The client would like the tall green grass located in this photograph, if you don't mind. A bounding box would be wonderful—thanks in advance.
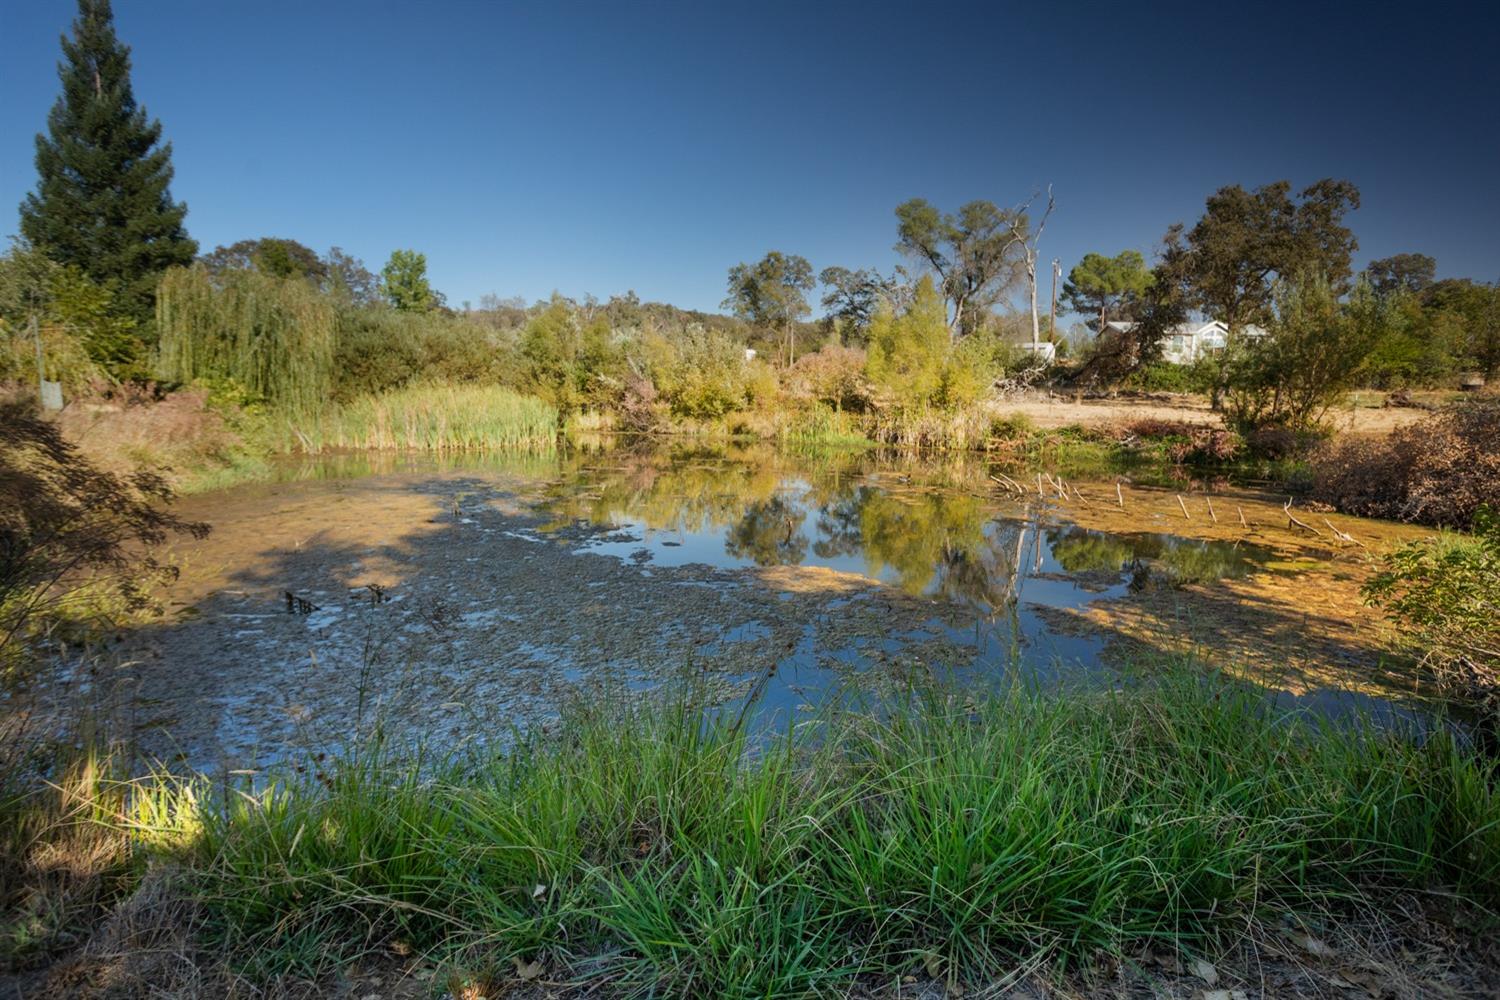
[170,674,1500,994]
[282,384,559,453]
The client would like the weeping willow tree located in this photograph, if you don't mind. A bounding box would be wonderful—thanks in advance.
[156,266,337,413]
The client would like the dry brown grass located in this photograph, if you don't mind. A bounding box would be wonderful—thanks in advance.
[55,387,242,482]
[1312,399,1500,528]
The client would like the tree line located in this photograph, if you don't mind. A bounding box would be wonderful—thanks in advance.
[4,0,1497,444]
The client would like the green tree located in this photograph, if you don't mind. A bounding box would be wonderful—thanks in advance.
[1366,253,1436,297]
[1169,178,1360,404]
[202,238,328,282]
[324,247,380,306]
[1061,250,1154,333]
[1223,274,1384,432]
[894,198,1026,338]
[381,249,439,312]
[1424,279,1500,377]
[723,251,814,367]
[819,265,908,344]
[18,0,196,327]
[865,275,950,410]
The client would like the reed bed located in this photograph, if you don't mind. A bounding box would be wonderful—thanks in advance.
[284,384,559,453]
[160,672,1500,995]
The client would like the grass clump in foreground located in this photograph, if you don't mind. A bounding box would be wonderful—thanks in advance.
[160,673,1500,996]
[282,383,559,453]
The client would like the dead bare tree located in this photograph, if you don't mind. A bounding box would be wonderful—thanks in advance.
[1008,186,1056,350]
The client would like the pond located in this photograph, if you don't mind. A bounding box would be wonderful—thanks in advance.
[81,443,1436,771]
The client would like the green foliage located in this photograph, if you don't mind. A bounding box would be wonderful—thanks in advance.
[894,198,1026,337]
[288,384,558,453]
[1364,507,1500,699]
[380,249,439,312]
[0,242,141,386]
[1173,179,1361,331]
[818,265,905,343]
[865,276,950,410]
[1223,275,1384,433]
[1061,250,1154,332]
[1424,279,1500,377]
[17,0,196,325]
[334,306,513,402]
[1365,253,1436,297]
[723,251,815,366]
[156,266,338,413]
[650,327,756,419]
[185,673,1500,993]
[1124,358,1215,394]
[201,238,328,283]
[520,296,620,413]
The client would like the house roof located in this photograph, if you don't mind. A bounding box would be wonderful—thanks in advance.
[1100,319,1270,338]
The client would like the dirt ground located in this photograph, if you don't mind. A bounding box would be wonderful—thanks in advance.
[998,391,1443,436]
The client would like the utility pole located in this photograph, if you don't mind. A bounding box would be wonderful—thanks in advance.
[1049,259,1061,345]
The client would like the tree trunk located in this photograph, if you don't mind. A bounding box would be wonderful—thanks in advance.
[1028,257,1040,349]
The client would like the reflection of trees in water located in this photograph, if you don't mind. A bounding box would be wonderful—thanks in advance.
[1049,529,1136,575]
[814,487,1029,610]
[812,486,874,559]
[725,497,808,566]
[933,522,1029,612]
[1047,526,1268,586]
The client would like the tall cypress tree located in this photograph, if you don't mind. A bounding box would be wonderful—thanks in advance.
[18,0,197,327]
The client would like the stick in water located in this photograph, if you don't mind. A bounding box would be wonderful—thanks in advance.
[1206,497,1218,524]
[1177,494,1191,519]
[1237,505,1247,528]
[1283,498,1323,536]
[1116,483,1124,508]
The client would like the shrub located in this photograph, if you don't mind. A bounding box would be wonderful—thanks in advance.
[650,327,753,419]
[1222,276,1384,434]
[1363,506,1500,704]
[865,276,949,412]
[1311,400,1500,527]
[785,344,868,411]
[1113,419,1242,464]
[335,307,513,402]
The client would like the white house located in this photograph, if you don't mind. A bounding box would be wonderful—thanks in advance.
[1101,320,1269,365]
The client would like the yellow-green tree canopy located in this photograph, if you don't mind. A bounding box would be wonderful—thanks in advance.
[865,275,950,410]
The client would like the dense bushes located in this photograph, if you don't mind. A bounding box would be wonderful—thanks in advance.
[1364,506,1500,703]
[334,307,513,402]
[1223,277,1383,434]
[1311,399,1500,527]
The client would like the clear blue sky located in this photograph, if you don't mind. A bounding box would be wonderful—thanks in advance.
[2,0,1497,318]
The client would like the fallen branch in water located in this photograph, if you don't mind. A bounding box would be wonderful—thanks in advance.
[1177,495,1192,520]
[1284,499,1323,536]
[1322,517,1366,549]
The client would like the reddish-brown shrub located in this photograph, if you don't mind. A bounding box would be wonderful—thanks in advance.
[1111,419,1242,465]
[1312,400,1500,528]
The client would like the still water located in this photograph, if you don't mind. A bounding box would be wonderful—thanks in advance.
[123,443,1428,768]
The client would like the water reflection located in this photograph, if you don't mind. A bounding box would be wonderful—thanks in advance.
[538,449,1274,619]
